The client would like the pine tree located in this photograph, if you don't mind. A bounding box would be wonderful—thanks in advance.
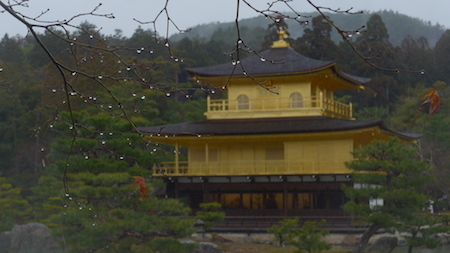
[343,138,433,253]
[35,110,194,253]
[0,177,32,231]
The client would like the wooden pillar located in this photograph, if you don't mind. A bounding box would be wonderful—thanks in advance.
[262,190,267,214]
[283,182,288,216]
[293,191,298,215]
[205,143,209,173]
[239,193,244,208]
[319,91,323,109]
[175,143,179,173]
[326,190,330,215]
[203,181,209,203]
[350,102,353,118]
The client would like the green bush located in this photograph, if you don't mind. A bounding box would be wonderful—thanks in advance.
[267,218,299,247]
[287,219,331,253]
[196,202,225,230]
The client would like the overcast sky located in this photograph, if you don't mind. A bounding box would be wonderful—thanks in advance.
[0,0,448,38]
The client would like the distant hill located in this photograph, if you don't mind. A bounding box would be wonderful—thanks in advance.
[170,10,445,48]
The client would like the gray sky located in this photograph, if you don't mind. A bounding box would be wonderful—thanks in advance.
[0,0,448,38]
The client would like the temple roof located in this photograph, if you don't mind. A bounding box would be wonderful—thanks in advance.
[186,47,371,84]
[138,116,420,140]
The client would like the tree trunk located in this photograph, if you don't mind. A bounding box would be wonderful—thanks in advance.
[352,223,381,253]
[407,245,413,253]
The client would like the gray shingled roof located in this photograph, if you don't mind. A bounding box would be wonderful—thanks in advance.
[186,47,370,84]
[138,116,420,139]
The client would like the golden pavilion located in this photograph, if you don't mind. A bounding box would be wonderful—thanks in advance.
[139,29,418,219]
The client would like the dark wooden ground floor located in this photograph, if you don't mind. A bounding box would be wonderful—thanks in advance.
[164,175,353,218]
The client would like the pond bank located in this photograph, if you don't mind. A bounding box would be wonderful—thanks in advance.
[193,231,450,248]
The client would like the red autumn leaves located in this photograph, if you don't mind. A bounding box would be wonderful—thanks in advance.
[418,88,440,115]
[131,176,148,200]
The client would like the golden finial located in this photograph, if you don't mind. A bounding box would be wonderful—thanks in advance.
[271,27,290,48]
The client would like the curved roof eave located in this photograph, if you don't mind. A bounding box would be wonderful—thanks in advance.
[188,62,335,79]
[186,47,334,77]
[186,47,371,89]
[138,117,419,141]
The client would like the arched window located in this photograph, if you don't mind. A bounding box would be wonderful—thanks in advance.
[290,92,303,108]
[237,94,249,110]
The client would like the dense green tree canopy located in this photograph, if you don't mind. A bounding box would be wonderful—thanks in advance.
[344,138,433,253]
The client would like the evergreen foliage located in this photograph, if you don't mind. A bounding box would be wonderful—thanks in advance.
[36,110,195,252]
[343,138,434,252]
[170,10,445,47]
[268,218,331,252]
[267,218,299,247]
[287,219,331,253]
[398,214,450,253]
[195,202,225,230]
[0,177,32,231]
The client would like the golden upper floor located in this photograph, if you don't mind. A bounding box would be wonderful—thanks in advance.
[187,46,370,120]
[205,87,353,120]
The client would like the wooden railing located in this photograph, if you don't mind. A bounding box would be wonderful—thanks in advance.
[207,94,352,118]
[152,160,350,176]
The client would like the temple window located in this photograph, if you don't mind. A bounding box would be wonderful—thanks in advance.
[237,94,249,110]
[290,92,303,108]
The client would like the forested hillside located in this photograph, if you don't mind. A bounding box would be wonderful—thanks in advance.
[1,10,450,251]
[170,10,445,48]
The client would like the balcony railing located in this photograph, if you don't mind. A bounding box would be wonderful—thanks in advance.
[152,159,350,176]
[206,94,352,119]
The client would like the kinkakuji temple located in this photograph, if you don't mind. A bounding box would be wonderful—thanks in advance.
[139,28,419,224]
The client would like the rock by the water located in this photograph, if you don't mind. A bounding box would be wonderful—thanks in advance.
[5,223,63,253]
[196,242,223,253]
[211,234,232,243]
[366,236,398,253]
[181,240,224,253]
[0,231,11,253]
